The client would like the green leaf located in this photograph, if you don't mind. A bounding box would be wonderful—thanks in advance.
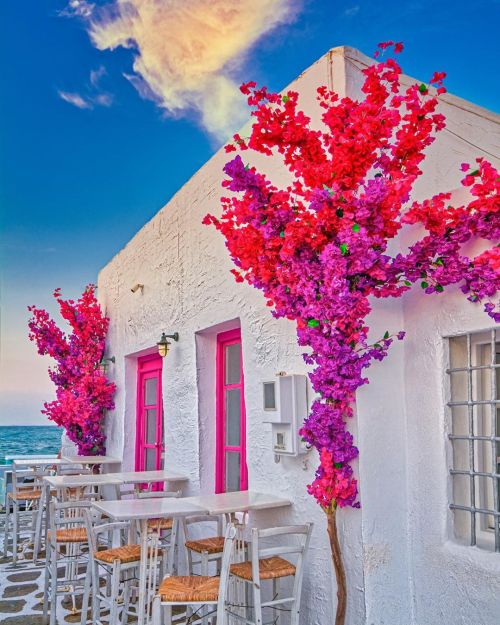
[374,343,382,349]
[340,243,348,255]
[282,95,289,103]
[435,284,444,292]
[421,281,429,289]
[307,319,320,328]
[418,83,428,93]
[349,340,356,348]
[280,230,285,238]
[404,280,412,286]
[435,258,444,266]
[383,331,390,339]
[336,209,344,218]
[352,223,360,233]
[334,463,343,469]
[244,163,250,171]
[261,218,267,225]
[374,173,383,178]
[470,169,480,176]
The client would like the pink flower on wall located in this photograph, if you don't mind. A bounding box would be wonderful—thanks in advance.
[204,43,499,624]
[28,285,116,455]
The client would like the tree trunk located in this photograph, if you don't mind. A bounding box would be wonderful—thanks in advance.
[327,505,347,625]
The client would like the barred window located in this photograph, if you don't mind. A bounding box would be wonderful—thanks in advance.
[447,329,499,552]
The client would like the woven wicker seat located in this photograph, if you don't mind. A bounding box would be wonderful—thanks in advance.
[94,544,160,564]
[185,536,225,554]
[159,575,220,602]
[230,556,296,581]
[8,489,41,501]
[48,527,87,543]
[148,517,173,531]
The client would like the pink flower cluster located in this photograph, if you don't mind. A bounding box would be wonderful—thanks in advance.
[204,43,500,511]
[28,285,116,455]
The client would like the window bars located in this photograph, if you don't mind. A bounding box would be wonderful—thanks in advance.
[447,328,500,552]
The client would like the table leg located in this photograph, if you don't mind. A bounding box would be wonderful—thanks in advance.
[137,519,148,625]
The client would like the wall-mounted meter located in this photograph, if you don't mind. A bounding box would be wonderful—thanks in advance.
[263,374,309,457]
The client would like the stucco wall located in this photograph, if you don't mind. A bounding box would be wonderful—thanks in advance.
[98,47,500,624]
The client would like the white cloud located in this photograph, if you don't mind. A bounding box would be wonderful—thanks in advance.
[58,66,113,109]
[82,0,298,139]
[59,0,95,18]
[58,90,93,109]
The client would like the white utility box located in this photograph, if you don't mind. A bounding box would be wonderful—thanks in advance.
[263,374,309,456]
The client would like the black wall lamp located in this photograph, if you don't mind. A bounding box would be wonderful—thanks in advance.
[157,332,179,358]
[98,356,115,373]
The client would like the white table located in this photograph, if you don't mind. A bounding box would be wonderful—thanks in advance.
[92,497,208,625]
[184,491,292,515]
[62,454,122,468]
[112,469,189,485]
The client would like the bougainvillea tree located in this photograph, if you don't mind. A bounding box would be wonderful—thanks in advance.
[204,43,500,624]
[28,285,115,455]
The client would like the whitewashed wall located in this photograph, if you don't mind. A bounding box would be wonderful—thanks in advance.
[98,47,500,624]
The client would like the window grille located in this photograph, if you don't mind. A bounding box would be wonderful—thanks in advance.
[447,328,499,552]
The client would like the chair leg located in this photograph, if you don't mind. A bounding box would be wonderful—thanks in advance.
[49,546,58,625]
[43,542,51,624]
[80,559,91,625]
[252,580,263,625]
[152,595,161,625]
[108,562,121,625]
[3,497,10,557]
[272,578,280,625]
[121,579,131,625]
[91,561,100,623]
[164,604,173,625]
[201,553,209,625]
[12,502,18,563]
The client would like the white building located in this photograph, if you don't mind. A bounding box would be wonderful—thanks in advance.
[98,47,500,625]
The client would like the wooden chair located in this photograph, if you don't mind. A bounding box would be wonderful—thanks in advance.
[152,523,237,625]
[43,500,90,625]
[4,466,46,563]
[81,510,165,625]
[182,514,225,577]
[228,523,313,625]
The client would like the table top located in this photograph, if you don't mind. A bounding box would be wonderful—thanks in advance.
[112,469,189,483]
[62,455,122,465]
[13,458,66,467]
[92,497,208,520]
[183,491,292,515]
[44,474,123,488]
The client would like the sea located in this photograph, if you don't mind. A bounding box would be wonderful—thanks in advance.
[0,425,62,464]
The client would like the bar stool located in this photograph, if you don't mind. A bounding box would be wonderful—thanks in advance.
[82,511,165,625]
[152,524,237,625]
[228,523,313,625]
[43,500,90,625]
[4,467,46,562]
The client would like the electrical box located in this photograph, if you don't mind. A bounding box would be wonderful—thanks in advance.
[263,374,309,456]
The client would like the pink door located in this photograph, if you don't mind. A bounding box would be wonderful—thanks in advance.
[216,329,248,493]
[136,354,164,483]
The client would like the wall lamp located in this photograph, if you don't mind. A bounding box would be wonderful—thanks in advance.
[157,332,179,358]
[98,356,115,373]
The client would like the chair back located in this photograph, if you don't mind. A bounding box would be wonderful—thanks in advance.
[84,509,130,556]
[12,467,46,496]
[182,513,223,541]
[250,523,313,597]
[216,524,238,623]
[48,500,91,546]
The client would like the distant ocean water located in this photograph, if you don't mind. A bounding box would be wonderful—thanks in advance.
[0,425,62,464]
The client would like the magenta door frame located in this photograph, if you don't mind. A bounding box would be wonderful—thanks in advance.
[135,354,164,484]
[215,328,248,493]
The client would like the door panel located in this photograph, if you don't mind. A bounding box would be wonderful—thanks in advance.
[136,354,164,489]
[216,329,248,493]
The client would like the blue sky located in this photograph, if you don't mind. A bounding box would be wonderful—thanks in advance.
[0,0,499,425]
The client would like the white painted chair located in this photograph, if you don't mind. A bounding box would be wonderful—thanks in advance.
[81,510,165,625]
[228,523,313,625]
[43,500,90,625]
[4,466,46,563]
[182,514,225,577]
[152,523,237,625]
[135,489,182,575]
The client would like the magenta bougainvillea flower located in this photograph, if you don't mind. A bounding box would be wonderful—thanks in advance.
[204,43,500,514]
[28,285,115,455]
